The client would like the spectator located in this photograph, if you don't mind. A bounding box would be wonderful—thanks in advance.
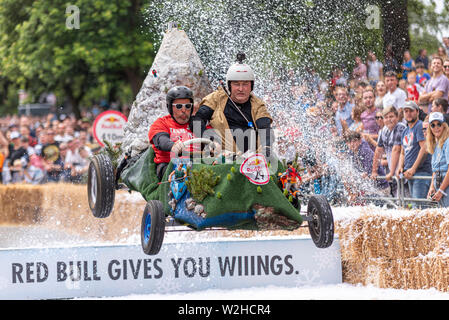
[334,86,354,135]
[384,48,400,74]
[352,56,367,84]
[415,49,429,71]
[443,37,449,54]
[23,155,45,184]
[41,129,63,182]
[54,122,66,143]
[77,130,93,156]
[406,71,420,102]
[401,50,415,80]
[372,106,406,196]
[367,51,383,86]
[0,130,9,184]
[19,125,37,147]
[374,80,387,110]
[423,116,429,139]
[431,98,449,125]
[426,112,449,206]
[331,67,348,88]
[361,88,380,145]
[437,47,448,61]
[59,142,72,182]
[398,79,407,93]
[344,131,390,195]
[9,159,27,183]
[348,105,364,133]
[444,59,449,79]
[6,132,29,182]
[415,62,431,92]
[65,137,90,183]
[418,56,449,113]
[398,101,432,204]
[71,147,90,183]
[383,71,407,113]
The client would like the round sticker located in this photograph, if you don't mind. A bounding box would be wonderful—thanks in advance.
[239,154,270,185]
[92,111,128,147]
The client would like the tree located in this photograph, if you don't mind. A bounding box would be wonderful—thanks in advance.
[0,0,155,118]
[408,0,448,58]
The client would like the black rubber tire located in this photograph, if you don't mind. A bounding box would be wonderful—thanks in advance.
[87,154,115,218]
[141,200,165,255]
[307,195,334,248]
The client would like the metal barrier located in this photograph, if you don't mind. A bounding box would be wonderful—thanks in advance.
[362,175,440,208]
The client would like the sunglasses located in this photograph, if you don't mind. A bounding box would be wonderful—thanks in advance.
[173,103,193,110]
[431,122,442,128]
[444,65,449,69]
[375,116,383,120]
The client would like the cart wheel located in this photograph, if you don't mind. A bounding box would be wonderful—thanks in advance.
[141,200,165,255]
[87,154,115,218]
[307,195,334,248]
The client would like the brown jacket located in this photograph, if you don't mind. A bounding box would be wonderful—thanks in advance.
[200,87,272,153]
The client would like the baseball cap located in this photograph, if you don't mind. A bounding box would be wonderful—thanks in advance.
[403,101,419,111]
[10,131,21,140]
[429,112,444,124]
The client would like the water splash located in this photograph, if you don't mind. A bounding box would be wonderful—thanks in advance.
[143,0,384,202]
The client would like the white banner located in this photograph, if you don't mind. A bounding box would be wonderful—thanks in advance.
[0,236,341,299]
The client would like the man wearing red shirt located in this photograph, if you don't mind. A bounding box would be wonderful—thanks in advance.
[148,86,196,180]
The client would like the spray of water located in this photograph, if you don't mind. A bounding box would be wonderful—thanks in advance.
[143,0,384,203]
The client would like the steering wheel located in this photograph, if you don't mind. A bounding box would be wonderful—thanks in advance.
[180,138,220,158]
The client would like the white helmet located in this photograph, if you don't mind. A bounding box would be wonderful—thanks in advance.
[226,53,255,91]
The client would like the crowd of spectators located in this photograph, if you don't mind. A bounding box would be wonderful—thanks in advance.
[273,44,449,208]
[0,112,100,184]
[3,42,449,208]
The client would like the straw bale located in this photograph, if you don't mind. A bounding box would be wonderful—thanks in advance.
[0,184,42,224]
[38,184,145,242]
[0,184,146,242]
[335,218,364,262]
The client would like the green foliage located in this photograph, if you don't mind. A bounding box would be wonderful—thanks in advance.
[185,167,221,202]
[408,0,447,58]
[0,0,155,115]
[100,139,122,168]
[257,186,262,194]
[0,79,20,116]
[216,191,222,199]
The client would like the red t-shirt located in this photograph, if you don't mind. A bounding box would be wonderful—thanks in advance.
[407,84,419,102]
[148,115,196,164]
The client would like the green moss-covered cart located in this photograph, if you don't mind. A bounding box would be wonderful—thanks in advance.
[87,139,334,255]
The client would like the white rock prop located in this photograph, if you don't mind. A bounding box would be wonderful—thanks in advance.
[122,27,213,157]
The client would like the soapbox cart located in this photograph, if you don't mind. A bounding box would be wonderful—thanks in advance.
[87,138,334,255]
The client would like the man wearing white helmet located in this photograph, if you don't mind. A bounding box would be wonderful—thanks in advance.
[192,53,273,156]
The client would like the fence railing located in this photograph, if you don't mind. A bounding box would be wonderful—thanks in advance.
[362,175,440,208]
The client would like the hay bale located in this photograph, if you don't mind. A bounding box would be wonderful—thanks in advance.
[38,184,145,242]
[0,184,42,224]
[0,183,146,242]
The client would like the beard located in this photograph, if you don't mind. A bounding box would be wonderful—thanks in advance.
[406,116,418,124]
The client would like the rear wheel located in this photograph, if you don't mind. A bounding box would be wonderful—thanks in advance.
[87,154,115,218]
[307,195,334,248]
[141,200,165,255]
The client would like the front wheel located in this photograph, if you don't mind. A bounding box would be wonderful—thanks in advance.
[307,195,334,248]
[87,154,115,218]
[141,200,165,255]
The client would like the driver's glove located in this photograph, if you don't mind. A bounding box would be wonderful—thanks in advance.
[171,141,184,156]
